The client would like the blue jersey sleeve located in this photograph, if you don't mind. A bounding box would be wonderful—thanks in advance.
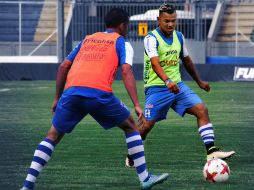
[116,37,126,65]
[66,41,82,62]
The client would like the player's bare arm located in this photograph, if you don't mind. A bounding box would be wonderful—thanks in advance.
[121,63,143,120]
[52,59,73,112]
[182,56,210,92]
[150,56,179,94]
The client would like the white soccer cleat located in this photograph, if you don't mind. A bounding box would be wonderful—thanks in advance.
[207,146,235,161]
[20,187,31,190]
[140,173,169,190]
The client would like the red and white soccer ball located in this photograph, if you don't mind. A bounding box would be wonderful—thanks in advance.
[203,158,230,182]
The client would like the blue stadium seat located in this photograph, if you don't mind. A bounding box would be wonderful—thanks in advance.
[0,2,43,42]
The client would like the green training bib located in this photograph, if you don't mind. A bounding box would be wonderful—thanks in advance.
[144,30,182,88]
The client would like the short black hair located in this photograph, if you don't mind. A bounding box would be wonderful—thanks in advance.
[159,3,176,14]
[104,8,129,28]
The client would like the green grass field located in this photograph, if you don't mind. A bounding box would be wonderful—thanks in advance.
[0,81,254,190]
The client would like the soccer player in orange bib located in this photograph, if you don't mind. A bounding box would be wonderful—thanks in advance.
[20,8,168,190]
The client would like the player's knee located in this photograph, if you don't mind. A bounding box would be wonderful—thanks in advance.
[46,126,64,144]
[197,104,209,117]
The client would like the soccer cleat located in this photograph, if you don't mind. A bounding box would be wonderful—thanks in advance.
[125,154,134,168]
[140,173,169,190]
[20,187,31,190]
[207,146,235,161]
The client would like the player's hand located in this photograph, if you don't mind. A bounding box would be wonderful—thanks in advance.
[51,99,58,113]
[134,105,144,121]
[166,81,180,94]
[198,81,210,92]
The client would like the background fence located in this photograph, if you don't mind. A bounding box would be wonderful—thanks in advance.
[70,0,214,42]
[0,0,253,61]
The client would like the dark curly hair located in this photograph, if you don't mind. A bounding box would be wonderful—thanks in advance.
[159,3,176,15]
[104,8,129,28]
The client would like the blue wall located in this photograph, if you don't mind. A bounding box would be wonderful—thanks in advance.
[0,63,253,81]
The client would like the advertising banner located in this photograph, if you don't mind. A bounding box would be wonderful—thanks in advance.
[234,67,254,81]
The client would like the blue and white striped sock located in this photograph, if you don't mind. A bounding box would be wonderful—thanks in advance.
[126,131,150,182]
[23,138,55,190]
[198,123,215,145]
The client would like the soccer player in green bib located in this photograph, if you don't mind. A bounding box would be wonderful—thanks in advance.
[126,3,235,167]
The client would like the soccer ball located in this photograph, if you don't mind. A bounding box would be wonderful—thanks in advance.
[203,158,230,182]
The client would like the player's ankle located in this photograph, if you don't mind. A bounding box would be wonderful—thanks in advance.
[205,143,215,153]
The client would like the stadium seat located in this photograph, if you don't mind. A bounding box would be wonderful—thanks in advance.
[217,3,254,42]
[0,3,43,42]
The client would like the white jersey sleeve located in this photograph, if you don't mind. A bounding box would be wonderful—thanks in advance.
[181,34,189,58]
[124,41,134,66]
[144,32,189,58]
[144,34,158,58]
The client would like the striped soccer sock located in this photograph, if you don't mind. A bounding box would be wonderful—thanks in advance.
[198,123,215,151]
[23,138,55,190]
[126,131,150,182]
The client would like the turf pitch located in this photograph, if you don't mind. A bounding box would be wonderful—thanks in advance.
[0,81,254,190]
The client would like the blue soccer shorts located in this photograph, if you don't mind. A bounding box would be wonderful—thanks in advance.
[144,81,203,121]
[52,93,130,133]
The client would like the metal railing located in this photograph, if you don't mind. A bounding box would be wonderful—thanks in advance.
[0,0,253,59]
[70,0,215,42]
